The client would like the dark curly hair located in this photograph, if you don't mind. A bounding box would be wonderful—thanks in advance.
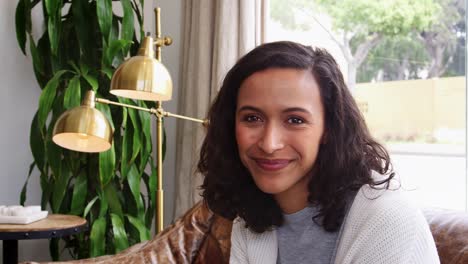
[199,41,394,233]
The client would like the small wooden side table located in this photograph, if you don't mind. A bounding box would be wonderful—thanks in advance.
[0,214,87,264]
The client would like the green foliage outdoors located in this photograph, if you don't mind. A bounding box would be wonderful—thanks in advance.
[15,0,160,259]
[356,0,465,81]
[271,0,438,38]
[315,0,438,37]
[356,34,430,82]
[270,0,316,31]
[270,0,442,88]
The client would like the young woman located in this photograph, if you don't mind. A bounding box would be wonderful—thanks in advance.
[199,41,439,263]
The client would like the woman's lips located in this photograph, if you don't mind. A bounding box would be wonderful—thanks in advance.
[254,159,291,171]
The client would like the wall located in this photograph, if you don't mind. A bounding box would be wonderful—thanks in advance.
[0,1,47,261]
[0,0,183,261]
[355,77,465,144]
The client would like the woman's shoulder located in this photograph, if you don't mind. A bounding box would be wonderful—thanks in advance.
[344,181,435,249]
[351,182,421,222]
[232,217,248,240]
[231,217,278,252]
[230,217,278,263]
[232,217,276,240]
[335,182,439,263]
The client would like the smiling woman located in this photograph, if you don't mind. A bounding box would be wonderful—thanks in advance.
[199,41,440,264]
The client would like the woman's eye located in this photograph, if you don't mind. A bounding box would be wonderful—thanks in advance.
[287,117,304,124]
[244,115,262,122]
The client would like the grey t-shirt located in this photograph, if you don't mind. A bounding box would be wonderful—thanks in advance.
[276,206,340,264]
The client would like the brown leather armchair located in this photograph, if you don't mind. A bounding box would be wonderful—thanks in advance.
[26,202,468,264]
[424,209,468,263]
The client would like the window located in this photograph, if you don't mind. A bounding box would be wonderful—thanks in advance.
[268,0,467,210]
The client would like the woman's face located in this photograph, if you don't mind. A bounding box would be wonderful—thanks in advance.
[235,68,325,211]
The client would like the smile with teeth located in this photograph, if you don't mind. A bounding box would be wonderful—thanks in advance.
[253,158,291,171]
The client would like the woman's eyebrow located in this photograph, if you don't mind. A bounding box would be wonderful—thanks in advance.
[237,106,312,115]
[282,107,312,114]
[237,105,261,113]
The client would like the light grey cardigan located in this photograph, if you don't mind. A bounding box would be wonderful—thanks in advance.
[230,184,440,264]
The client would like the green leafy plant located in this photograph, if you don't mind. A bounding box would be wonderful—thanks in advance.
[15,0,160,259]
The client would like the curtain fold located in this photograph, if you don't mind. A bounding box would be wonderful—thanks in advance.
[173,0,267,219]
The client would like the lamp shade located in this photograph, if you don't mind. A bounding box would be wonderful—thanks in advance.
[52,92,113,153]
[110,36,173,101]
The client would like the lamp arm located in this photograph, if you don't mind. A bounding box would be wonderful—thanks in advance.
[163,111,206,125]
[96,97,208,125]
[96,98,154,114]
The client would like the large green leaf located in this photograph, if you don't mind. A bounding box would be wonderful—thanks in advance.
[45,0,63,56]
[79,62,89,76]
[143,165,156,227]
[118,98,130,178]
[44,0,61,15]
[138,102,152,147]
[71,0,92,59]
[38,70,67,129]
[48,15,60,56]
[90,217,107,257]
[68,61,80,73]
[127,105,142,163]
[110,14,120,43]
[127,164,144,218]
[99,144,116,186]
[83,73,98,92]
[70,170,88,215]
[162,126,167,161]
[104,183,123,218]
[51,162,71,213]
[137,102,152,172]
[20,162,36,205]
[97,103,116,186]
[120,101,128,128]
[15,0,29,55]
[98,191,109,218]
[83,196,99,218]
[96,0,113,43]
[63,76,81,109]
[126,214,150,241]
[101,66,114,80]
[30,112,46,173]
[131,0,144,40]
[40,171,52,209]
[120,0,134,44]
[120,123,133,178]
[46,134,62,182]
[105,39,132,67]
[110,214,129,252]
[34,33,52,88]
[29,33,45,77]
[117,99,142,174]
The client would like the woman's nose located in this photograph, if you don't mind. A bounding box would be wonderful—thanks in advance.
[257,124,285,154]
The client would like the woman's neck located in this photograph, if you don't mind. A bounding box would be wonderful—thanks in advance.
[274,179,310,214]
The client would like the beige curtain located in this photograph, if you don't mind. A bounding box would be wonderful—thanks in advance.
[173,0,268,219]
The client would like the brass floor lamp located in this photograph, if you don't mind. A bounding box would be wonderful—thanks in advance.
[52,8,205,233]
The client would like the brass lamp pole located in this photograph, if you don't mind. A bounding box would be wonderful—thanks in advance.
[52,8,205,234]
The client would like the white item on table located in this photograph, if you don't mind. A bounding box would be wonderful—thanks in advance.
[0,205,48,224]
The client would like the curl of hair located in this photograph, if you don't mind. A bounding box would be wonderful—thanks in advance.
[199,41,394,233]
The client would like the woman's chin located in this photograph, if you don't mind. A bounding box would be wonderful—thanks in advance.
[255,180,286,195]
